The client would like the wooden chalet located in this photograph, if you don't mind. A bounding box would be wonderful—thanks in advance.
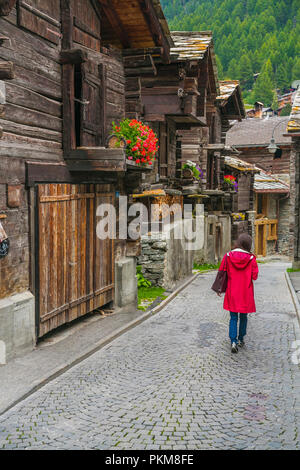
[227,116,294,258]
[223,155,257,243]
[223,155,291,257]
[125,32,246,270]
[0,0,172,359]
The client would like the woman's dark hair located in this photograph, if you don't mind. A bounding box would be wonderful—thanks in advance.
[235,232,253,253]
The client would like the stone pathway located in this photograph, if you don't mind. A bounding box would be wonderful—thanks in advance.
[0,263,299,450]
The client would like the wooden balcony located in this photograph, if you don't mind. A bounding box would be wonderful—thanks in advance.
[64,147,153,172]
[64,147,126,172]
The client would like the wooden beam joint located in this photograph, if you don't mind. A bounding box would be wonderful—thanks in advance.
[60,49,88,65]
[0,61,15,80]
[0,0,16,16]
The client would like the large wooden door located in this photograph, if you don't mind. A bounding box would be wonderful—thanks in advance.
[37,183,114,337]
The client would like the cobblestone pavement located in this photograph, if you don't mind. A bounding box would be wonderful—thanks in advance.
[0,263,300,450]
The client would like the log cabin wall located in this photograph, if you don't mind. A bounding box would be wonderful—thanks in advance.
[0,1,132,303]
[233,146,291,176]
[0,1,64,299]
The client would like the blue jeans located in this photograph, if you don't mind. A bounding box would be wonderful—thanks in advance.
[229,312,248,344]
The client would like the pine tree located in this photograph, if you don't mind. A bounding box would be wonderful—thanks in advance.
[280,103,292,116]
[238,54,254,89]
[162,0,297,94]
[252,59,275,106]
[292,58,300,82]
[275,63,288,91]
[227,59,239,80]
[271,91,279,112]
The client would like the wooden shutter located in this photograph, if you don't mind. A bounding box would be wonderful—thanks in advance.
[79,61,105,147]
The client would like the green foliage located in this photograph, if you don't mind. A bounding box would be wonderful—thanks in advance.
[138,287,167,311]
[252,59,275,105]
[271,91,279,111]
[193,263,220,271]
[280,103,292,116]
[161,0,299,96]
[137,265,152,288]
[287,268,300,272]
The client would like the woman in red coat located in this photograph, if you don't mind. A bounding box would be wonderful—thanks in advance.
[218,233,259,353]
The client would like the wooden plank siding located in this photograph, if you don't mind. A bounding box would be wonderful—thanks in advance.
[37,183,114,337]
[0,1,127,305]
[234,147,291,175]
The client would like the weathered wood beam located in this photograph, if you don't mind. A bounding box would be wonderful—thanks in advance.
[97,0,131,48]
[137,0,170,63]
[0,61,15,80]
[124,54,157,76]
[122,47,164,58]
[125,66,157,77]
[60,49,88,65]
[0,0,16,16]
[61,0,73,50]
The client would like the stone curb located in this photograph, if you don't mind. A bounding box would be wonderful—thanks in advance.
[285,272,300,339]
[0,271,202,416]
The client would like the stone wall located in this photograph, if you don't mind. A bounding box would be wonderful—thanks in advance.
[194,213,231,265]
[278,195,293,257]
[138,216,204,291]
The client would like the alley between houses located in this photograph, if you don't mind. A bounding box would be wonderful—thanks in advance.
[0,262,299,450]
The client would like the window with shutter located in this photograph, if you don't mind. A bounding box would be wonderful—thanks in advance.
[64,60,106,151]
[79,61,103,147]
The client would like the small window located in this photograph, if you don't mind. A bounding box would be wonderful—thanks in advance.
[209,223,214,235]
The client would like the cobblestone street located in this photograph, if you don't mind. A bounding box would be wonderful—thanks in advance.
[0,263,300,450]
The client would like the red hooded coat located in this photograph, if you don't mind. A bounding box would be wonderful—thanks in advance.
[219,249,259,314]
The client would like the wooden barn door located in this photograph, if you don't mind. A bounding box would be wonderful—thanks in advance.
[36,183,114,337]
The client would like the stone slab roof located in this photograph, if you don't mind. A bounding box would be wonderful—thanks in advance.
[170,31,212,61]
[217,80,240,104]
[226,117,292,147]
[224,155,289,193]
[170,31,219,93]
[224,155,257,172]
[254,171,290,193]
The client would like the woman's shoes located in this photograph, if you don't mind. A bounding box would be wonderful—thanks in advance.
[237,340,245,348]
[231,342,238,353]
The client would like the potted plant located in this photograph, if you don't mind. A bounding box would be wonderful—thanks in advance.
[223,174,238,192]
[110,119,159,166]
[181,160,203,187]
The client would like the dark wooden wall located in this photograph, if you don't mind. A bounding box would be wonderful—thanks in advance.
[0,1,128,300]
[235,146,291,174]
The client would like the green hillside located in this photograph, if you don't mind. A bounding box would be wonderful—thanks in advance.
[161,0,300,105]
